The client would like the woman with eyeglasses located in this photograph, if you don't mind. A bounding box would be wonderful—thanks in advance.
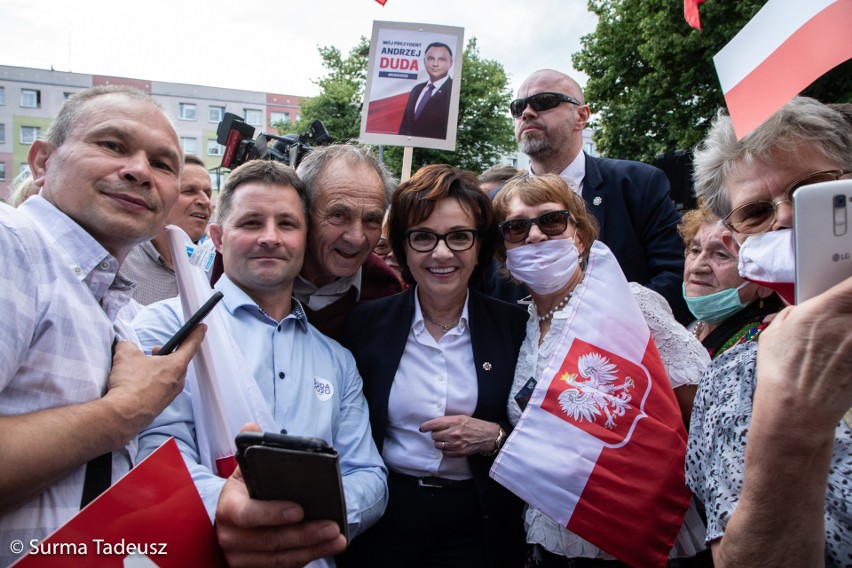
[340,164,527,567]
[492,173,711,567]
[685,98,852,568]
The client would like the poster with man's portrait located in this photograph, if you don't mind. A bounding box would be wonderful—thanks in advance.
[359,21,464,151]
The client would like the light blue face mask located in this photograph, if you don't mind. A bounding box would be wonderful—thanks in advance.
[682,281,749,323]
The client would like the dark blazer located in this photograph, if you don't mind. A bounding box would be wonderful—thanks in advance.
[398,77,453,140]
[581,153,689,322]
[342,286,527,568]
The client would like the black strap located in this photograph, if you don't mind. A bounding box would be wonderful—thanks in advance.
[80,452,112,508]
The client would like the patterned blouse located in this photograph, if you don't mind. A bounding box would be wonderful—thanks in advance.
[686,342,852,567]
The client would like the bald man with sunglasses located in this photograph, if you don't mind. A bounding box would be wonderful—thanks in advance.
[501,69,688,322]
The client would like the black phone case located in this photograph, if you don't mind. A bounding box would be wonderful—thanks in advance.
[235,433,348,541]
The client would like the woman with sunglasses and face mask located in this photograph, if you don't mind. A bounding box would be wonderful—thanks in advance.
[493,173,711,567]
[679,204,781,360]
[341,165,527,567]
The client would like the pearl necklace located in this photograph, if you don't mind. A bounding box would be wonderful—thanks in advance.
[534,294,572,322]
[423,311,460,333]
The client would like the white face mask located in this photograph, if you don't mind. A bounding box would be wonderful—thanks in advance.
[737,228,795,304]
[505,238,580,295]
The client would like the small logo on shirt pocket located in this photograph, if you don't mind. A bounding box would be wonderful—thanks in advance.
[313,377,334,401]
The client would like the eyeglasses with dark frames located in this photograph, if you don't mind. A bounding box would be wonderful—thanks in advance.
[373,238,392,257]
[723,170,851,235]
[498,210,573,243]
[405,229,479,253]
[509,92,582,118]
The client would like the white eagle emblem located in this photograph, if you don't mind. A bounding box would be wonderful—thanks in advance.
[557,352,634,429]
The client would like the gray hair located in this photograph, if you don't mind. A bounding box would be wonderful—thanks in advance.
[693,96,852,219]
[46,85,167,148]
[216,160,306,225]
[296,144,396,212]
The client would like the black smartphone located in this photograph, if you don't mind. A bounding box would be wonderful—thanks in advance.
[157,291,224,355]
[514,377,537,412]
[235,432,348,540]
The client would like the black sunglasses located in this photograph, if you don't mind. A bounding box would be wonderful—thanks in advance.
[510,92,582,118]
[498,210,572,243]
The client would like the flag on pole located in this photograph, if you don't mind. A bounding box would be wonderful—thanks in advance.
[714,0,852,139]
[490,242,691,568]
[684,0,705,30]
[375,0,387,5]
[166,226,275,477]
[14,439,227,567]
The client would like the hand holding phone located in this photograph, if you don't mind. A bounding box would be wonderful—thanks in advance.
[235,432,348,541]
[157,291,224,355]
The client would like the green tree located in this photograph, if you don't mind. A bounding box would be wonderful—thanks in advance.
[573,0,851,163]
[284,37,516,178]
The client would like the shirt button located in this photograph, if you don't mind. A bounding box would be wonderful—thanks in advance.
[73,267,82,274]
[277,325,282,332]
[100,261,110,270]
[437,376,445,382]
[278,371,285,380]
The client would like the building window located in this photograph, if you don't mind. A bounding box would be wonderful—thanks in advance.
[0,124,5,145]
[20,89,41,108]
[179,103,197,121]
[0,86,5,105]
[63,92,75,100]
[244,109,263,126]
[207,139,224,156]
[209,106,225,123]
[20,126,41,145]
[270,112,291,127]
[180,137,197,156]
[0,163,5,180]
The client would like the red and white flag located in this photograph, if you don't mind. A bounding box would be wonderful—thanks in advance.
[490,242,691,568]
[684,0,705,30]
[714,0,852,139]
[167,226,275,477]
[14,439,226,567]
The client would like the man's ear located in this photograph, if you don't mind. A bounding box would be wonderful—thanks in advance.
[575,105,591,131]
[208,223,224,253]
[28,140,55,188]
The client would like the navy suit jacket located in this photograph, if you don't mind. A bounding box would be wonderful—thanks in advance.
[342,287,526,567]
[398,77,453,140]
[581,153,688,322]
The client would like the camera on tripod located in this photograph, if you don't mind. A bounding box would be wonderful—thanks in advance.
[216,112,333,170]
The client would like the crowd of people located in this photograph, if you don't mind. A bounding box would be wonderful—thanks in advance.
[1,69,850,568]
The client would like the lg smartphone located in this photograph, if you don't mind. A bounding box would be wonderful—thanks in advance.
[234,432,348,541]
[794,179,852,303]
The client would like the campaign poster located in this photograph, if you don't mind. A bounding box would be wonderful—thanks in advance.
[359,21,464,151]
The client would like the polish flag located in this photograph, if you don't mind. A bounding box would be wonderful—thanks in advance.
[684,0,705,30]
[14,439,227,567]
[166,226,275,477]
[490,242,691,568]
[714,0,852,139]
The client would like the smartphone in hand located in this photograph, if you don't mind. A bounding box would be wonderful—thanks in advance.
[794,179,852,303]
[157,291,224,355]
[235,432,348,540]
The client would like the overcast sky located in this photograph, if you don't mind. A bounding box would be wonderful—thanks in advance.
[0,0,598,98]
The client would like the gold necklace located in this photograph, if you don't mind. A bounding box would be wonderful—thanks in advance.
[423,311,460,333]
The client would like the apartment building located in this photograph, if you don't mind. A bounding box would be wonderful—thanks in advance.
[0,64,304,200]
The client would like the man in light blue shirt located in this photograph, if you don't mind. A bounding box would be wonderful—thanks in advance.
[134,159,387,566]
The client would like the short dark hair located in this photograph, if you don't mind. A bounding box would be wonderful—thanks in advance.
[389,164,494,286]
[184,154,206,169]
[424,42,453,58]
[216,160,306,226]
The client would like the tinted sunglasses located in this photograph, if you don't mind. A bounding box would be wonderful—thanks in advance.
[510,92,582,118]
[498,210,572,243]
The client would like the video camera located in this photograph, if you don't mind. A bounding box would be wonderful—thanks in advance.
[216,112,333,170]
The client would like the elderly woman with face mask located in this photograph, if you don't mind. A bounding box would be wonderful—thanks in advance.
[679,205,781,359]
[492,173,710,567]
[686,97,852,567]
